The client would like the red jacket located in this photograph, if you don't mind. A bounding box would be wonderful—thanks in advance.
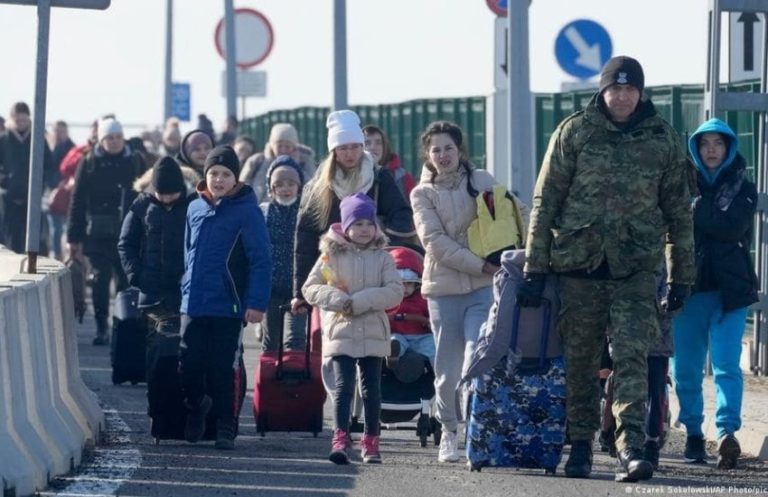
[387,291,430,335]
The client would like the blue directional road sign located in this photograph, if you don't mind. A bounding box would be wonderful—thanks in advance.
[171,82,191,122]
[554,19,612,80]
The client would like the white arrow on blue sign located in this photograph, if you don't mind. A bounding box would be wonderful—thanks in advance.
[554,19,612,80]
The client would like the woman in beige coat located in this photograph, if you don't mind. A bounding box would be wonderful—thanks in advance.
[303,193,403,465]
[410,121,529,464]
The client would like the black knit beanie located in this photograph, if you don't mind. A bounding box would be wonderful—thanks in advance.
[204,145,240,177]
[151,156,185,194]
[599,56,644,95]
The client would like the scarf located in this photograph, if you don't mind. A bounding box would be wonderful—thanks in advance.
[331,152,376,199]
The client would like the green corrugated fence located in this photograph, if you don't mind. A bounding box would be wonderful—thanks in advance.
[240,80,762,179]
[240,97,487,176]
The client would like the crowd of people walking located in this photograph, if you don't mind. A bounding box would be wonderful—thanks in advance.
[0,55,757,479]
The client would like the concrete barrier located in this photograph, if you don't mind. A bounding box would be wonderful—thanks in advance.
[0,248,103,496]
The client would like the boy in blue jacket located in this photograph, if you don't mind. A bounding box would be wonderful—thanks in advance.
[180,145,272,450]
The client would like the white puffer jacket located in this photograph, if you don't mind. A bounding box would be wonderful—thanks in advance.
[410,166,530,298]
[302,224,403,358]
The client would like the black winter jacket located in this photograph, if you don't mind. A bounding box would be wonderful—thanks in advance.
[66,146,146,252]
[293,166,415,299]
[118,192,192,310]
[0,130,54,204]
[693,154,759,312]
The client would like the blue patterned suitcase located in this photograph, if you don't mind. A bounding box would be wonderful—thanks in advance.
[466,303,567,474]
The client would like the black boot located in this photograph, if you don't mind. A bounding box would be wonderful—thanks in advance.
[215,417,236,450]
[644,440,660,470]
[717,434,740,470]
[93,315,110,346]
[564,440,593,478]
[616,447,654,482]
[184,395,212,443]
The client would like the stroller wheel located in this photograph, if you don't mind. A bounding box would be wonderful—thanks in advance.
[431,418,442,446]
[544,467,556,476]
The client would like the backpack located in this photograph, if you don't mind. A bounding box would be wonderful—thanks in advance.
[467,184,526,266]
[462,249,561,381]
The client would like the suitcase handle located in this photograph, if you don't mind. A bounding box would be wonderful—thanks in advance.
[510,298,552,370]
[276,303,313,381]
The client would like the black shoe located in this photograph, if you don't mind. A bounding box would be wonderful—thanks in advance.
[564,440,593,478]
[215,418,236,450]
[644,440,660,470]
[184,395,212,443]
[717,434,740,470]
[617,447,654,482]
[684,434,708,464]
[386,340,401,369]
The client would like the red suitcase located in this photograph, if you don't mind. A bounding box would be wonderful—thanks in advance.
[253,305,326,436]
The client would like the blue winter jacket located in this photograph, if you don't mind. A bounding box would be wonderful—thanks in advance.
[181,183,272,318]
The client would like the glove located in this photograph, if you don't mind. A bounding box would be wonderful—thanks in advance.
[517,272,546,307]
[662,283,690,313]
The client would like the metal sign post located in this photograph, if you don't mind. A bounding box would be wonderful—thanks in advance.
[0,0,111,274]
[507,0,535,205]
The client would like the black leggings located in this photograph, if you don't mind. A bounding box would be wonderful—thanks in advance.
[332,355,382,436]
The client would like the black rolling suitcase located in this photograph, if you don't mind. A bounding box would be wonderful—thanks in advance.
[147,326,248,444]
[146,326,186,441]
[110,288,147,385]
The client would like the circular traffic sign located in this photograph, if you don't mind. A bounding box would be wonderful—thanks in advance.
[486,0,507,16]
[554,19,612,80]
[215,8,274,70]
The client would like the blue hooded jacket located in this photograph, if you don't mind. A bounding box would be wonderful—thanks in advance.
[181,183,272,318]
[688,118,739,185]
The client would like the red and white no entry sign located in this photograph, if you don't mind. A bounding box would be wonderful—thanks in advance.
[214,8,274,70]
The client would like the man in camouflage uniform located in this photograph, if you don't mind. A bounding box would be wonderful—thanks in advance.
[517,56,694,482]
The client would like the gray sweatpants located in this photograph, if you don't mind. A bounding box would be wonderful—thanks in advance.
[428,286,492,433]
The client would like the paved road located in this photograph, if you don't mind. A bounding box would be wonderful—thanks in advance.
[39,316,768,497]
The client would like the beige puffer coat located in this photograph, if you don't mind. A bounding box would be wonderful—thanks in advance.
[302,224,403,358]
[410,166,530,298]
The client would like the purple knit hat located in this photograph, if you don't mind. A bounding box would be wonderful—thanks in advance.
[340,192,377,233]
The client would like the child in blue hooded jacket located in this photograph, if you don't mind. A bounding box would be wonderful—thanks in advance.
[671,118,758,470]
[180,145,272,450]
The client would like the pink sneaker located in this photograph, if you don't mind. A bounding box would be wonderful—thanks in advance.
[329,429,351,465]
[361,434,382,463]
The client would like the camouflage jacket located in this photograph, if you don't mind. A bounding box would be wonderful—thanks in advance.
[524,95,695,284]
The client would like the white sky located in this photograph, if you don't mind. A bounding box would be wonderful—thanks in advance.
[0,0,736,142]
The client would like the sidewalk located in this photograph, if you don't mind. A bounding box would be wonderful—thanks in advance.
[668,339,768,460]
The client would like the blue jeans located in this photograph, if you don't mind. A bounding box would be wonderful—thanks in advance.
[392,333,436,365]
[671,292,746,439]
[428,286,492,433]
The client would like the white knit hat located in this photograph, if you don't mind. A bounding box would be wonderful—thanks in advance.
[97,117,123,143]
[326,110,364,151]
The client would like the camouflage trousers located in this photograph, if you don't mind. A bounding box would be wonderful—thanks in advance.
[558,272,659,451]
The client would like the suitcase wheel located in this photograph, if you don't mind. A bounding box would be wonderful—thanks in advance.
[469,462,482,472]
[544,467,556,476]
